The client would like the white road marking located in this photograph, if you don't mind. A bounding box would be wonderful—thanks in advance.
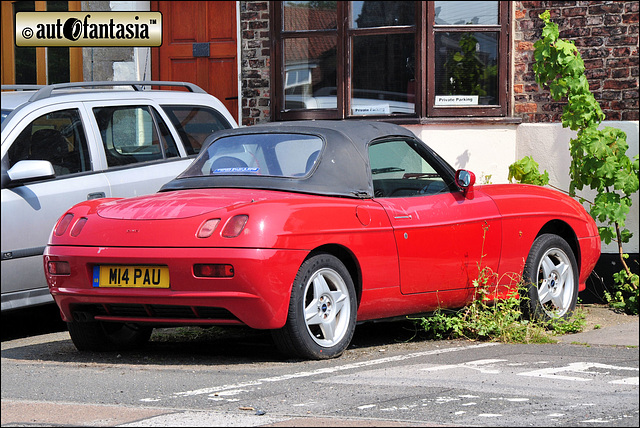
[610,377,639,385]
[140,342,498,402]
[420,358,507,374]
[357,404,377,410]
[518,362,639,382]
[435,397,460,403]
[292,402,318,407]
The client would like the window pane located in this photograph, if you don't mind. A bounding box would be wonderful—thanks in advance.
[1,110,12,124]
[46,1,67,12]
[352,34,415,115]
[434,32,498,106]
[369,140,447,198]
[162,105,232,155]
[13,2,36,84]
[183,134,324,178]
[9,109,91,176]
[94,106,166,167]
[284,37,337,110]
[47,47,70,84]
[351,1,415,28]
[434,1,499,25]
[46,2,70,84]
[283,1,337,31]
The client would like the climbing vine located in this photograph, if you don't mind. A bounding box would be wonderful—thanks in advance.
[510,10,639,314]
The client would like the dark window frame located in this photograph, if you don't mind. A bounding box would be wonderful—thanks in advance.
[271,1,511,122]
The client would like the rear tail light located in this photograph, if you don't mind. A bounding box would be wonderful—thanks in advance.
[194,264,234,278]
[48,261,70,275]
[197,218,221,238]
[222,215,248,238]
[70,217,88,237]
[55,213,74,236]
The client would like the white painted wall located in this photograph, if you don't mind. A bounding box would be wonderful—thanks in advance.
[405,124,519,185]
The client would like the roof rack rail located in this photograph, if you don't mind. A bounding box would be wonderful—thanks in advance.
[16,81,207,102]
[1,85,45,91]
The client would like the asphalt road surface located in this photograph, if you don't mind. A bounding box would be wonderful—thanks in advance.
[1,305,638,427]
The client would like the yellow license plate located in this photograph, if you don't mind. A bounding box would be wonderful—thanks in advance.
[93,265,170,288]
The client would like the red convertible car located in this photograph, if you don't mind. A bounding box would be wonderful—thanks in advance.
[44,121,600,359]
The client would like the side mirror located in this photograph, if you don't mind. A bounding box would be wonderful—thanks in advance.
[455,169,476,199]
[6,160,55,186]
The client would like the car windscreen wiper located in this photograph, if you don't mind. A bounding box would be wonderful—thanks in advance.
[371,167,405,175]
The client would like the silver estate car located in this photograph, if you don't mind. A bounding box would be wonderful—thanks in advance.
[1,81,237,311]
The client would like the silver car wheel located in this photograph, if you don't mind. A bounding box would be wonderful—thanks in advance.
[535,247,575,318]
[303,267,351,348]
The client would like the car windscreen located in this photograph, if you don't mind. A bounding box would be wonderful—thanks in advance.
[179,133,324,178]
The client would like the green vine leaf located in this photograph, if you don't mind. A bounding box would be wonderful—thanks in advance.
[508,156,549,186]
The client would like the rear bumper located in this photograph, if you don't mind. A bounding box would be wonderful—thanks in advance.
[44,246,308,329]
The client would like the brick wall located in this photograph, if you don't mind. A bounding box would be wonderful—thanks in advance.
[240,1,271,126]
[514,1,639,123]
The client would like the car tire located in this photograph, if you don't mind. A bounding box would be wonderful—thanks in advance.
[521,234,579,321]
[272,253,357,360]
[67,321,152,352]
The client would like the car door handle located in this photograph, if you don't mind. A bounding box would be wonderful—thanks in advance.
[394,215,412,219]
[87,192,106,200]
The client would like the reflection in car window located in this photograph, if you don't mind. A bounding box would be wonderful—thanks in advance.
[93,106,179,167]
[283,1,337,31]
[7,108,91,177]
[181,133,323,178]
[161,105,232,155]
[351,1,415,28]
[352,33,415,115]
[369,139,448,198]
[434,1,499,25]
[1,109,12,124]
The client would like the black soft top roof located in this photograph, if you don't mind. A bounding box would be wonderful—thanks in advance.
[160,120,444,198]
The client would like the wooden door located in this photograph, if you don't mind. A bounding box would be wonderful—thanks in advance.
[152,1,238,123]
